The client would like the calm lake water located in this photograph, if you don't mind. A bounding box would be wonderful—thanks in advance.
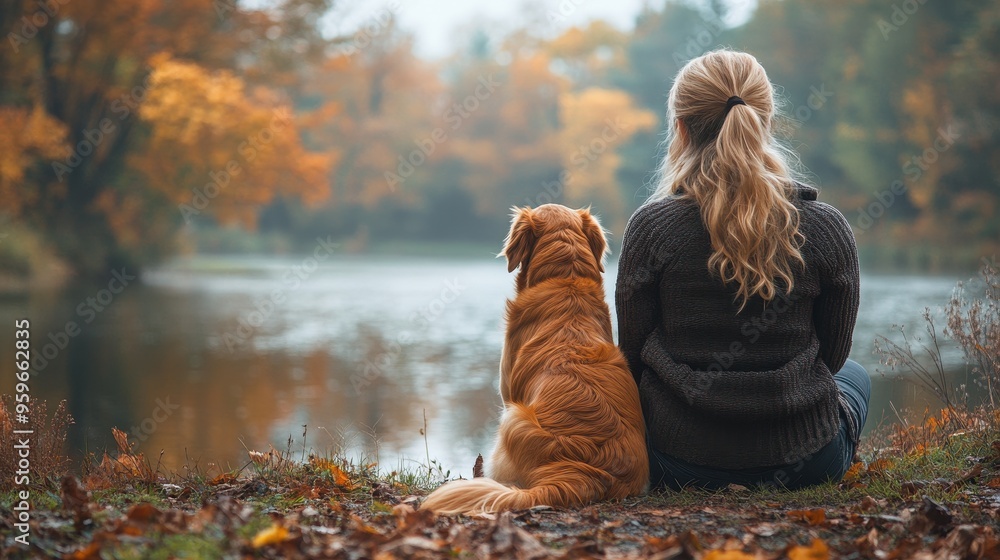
[0,255,980,479]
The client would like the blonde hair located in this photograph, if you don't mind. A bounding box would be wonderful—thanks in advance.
[651,49,804,309]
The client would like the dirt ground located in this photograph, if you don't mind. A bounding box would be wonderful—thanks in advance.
[3,464,1000,559]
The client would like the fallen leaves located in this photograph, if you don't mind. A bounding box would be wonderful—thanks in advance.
[867,458,894,476]
[28,432,1000,560]
[703,550,757,560]
[950,463,984,490]
[37,489,1000,560]
[785,539,829,560]
[908,496,954,535]
[60,474,92,529]
[746,523,777,537]
[787,508,826,526]
[643,531,703,558]
[86,428,154,485]
[209,472,237,485]
[251,523,290,548]
[475,511,550,560]
[857,495,880,512]
[842,461,864,482]
[309,455,353,489]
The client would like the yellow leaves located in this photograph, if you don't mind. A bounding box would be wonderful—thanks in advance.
[133,54,331,226]
[558,88,658,147]
[251,523,290,548]
[140,56,249,145]
[556,87,656,227]
[787,539,830,560]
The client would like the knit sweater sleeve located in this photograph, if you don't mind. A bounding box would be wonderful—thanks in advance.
[615,204,665,387]
[810,203,861,374]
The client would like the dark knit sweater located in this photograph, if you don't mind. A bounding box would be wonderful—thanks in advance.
[615,183,860,469]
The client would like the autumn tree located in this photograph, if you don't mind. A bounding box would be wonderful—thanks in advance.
[0,0,333,276]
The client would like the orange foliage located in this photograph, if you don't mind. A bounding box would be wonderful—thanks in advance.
[300,29,441,209]
[556,88,657,227]
[132,55,331,227]
[0,106,68,215]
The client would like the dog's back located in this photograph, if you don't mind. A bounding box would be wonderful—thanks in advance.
[421,205,648,514]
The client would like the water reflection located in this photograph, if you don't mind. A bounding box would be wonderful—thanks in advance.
[0,256,979,478]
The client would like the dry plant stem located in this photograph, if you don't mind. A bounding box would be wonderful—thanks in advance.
[945,261,999,408]
[423,408,431,479]
[875,259,999,429]
[875,313,956,410]
[301,424,308,464]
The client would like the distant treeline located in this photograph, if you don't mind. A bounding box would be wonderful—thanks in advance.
[0,0,996,277]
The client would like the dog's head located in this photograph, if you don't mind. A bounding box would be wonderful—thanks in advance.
[501,204,608,291]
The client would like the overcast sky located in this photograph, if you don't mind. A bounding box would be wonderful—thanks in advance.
[327,0,758,60]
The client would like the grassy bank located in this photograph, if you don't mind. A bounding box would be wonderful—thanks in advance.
[1,404,998,559]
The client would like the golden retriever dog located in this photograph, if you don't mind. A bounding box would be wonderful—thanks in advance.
[421,204,648,515]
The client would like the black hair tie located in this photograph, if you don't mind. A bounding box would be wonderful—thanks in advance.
[725,96,746,115]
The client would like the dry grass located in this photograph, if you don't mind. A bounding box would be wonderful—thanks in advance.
[875,257,999,410]
[0,396,74,491]
[945,257,1000,407]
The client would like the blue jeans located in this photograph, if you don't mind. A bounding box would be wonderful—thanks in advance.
[648,359,871,490]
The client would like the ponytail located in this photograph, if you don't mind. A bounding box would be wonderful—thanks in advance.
[652,49,804,310]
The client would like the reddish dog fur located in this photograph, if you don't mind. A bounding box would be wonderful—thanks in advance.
[421,204,648,515]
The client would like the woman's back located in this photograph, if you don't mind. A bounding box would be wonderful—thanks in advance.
[616,48,868,486]
[619,183,858,374]
[617,182,859,469]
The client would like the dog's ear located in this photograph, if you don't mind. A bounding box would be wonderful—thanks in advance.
[578,208,608,273]
[502,207,536,273]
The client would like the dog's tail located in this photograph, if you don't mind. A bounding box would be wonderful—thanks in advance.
[420,461,612,515]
